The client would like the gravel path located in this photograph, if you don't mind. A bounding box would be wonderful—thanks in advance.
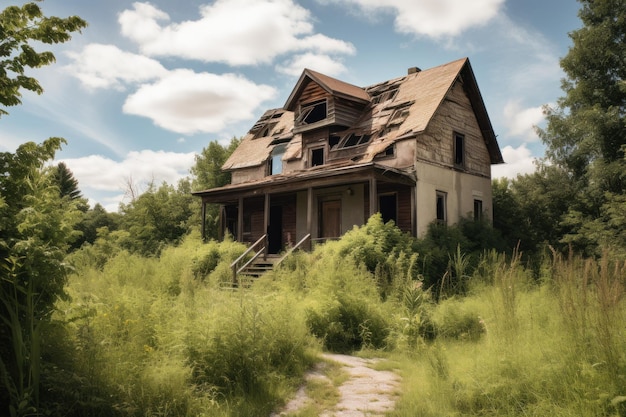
[272,353,401,417]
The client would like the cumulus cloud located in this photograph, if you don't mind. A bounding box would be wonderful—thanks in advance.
[327,0,504,38]
[502,100,546,141]
[59,150,197,211]
[119,0,354,66]
[492,144,539,179]
[122,70,276,134]
[64,44,168,90]
[277,53,349,77]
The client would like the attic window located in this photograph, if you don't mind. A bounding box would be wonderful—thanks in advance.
[371,87,399,104]
[329,134,341,148]
[255,123,276,139]
[339,133,372,148]
[297,99,327,124]
[310,147,325,167]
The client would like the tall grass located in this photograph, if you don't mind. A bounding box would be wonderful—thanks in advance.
[391,250,626,416]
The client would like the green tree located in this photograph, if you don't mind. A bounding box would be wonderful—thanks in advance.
[51,162,81,200]
[0,139,82,416]
[191,137,241,240]
[119,179,196,255]
[1,1,87,116]
[538,0,626,255]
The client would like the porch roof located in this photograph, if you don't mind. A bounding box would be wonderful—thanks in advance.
[192,162,416,203]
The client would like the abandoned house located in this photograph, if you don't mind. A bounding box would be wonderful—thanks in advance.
[193,57,504,254]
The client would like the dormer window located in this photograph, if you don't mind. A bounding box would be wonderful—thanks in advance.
[297,99,327,124]
[339,133,372,148]
[268,144,286,175]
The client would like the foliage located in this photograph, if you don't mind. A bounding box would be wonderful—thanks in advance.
[71,204,121,250]
[535,0,626,255]
[0,1,87,116]
[190,138,240,240]
[0,139,82,416]
[119,179,196,256]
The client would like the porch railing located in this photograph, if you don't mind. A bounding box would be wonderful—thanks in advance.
[230,234,267,286]
[276,233,311,267]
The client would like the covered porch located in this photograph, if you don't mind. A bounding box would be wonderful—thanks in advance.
[193,163,416,253]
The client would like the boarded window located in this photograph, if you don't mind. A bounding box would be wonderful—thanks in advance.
[436,191,447,224]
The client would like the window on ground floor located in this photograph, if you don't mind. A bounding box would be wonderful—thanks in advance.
[474,199,483,221]
[436,191,447,224]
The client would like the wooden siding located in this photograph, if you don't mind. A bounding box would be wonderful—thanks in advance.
[238,195,297,250]
[364,183,412,234]
[415,78,491,177]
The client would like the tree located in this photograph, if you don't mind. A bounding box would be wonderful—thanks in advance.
[537,0,626,255]
[0,139,82,416]
[119,179,196,255]
[1,1,87,116]
[191,137,241,240]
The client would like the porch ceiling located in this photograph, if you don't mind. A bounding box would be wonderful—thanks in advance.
[192,162,416,204]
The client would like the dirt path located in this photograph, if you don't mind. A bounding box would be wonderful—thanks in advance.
[272,353,401,417]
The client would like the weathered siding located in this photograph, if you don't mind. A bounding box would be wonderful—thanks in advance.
[415,78,491,178]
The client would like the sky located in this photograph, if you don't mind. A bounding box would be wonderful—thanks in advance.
[0,0,582,212]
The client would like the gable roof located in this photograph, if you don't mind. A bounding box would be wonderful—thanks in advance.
[284,68,370,110]
[221,57,502,174]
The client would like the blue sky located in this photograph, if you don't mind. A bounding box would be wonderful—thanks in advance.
[0,0,582,211]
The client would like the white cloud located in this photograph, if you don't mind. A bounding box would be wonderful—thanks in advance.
[64,44,168,90]
[329,0,504,38]
[502,100,546,141]
[119,0,354,66]
[277,53,349,77]
[122,70,276,134]
[59,150,196,211]
[492,144,538,179]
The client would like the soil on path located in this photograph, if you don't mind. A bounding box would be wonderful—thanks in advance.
[272,353,402,417]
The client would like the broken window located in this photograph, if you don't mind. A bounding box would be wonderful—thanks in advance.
[297,99,327,124]
[371,87,399,104]
[329,134,341,148]
[454,133,465,167]
[268,143,286,175]
[310,147,325,167]
[339,133,372,148]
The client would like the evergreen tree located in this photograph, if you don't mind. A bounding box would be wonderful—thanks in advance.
[52,162,82,200]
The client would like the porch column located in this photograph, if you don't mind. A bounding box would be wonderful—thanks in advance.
[201,200,207,241]
[237,196,243,242]
[263,193,270,258]
[306,187,313,251]
[218,205,224,241]
[369,177,378,218]
[411,185,417,237]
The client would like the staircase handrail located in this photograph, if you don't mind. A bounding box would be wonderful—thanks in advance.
[276,233,311,267]
[230,234,267,285]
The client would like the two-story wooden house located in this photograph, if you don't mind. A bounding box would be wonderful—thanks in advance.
[193,58,503,253]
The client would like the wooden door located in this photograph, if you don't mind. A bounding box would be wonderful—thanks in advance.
[320,200,341,238]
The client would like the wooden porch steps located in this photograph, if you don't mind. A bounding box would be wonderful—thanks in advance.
[238,255,281,279]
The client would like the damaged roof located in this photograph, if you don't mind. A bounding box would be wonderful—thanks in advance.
[221,57,503,173]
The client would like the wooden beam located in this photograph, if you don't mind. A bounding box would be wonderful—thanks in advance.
[410,185,417,237]
[369,177,377,218]
[237,197,243,242]
[306,187,313,251]
[264,193,270,259]
[201,200,207,241]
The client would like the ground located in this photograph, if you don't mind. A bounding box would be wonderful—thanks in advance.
[272,353,401,417]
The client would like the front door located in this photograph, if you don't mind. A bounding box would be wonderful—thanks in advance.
[320,200,341,239]
[268,205,282,254]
